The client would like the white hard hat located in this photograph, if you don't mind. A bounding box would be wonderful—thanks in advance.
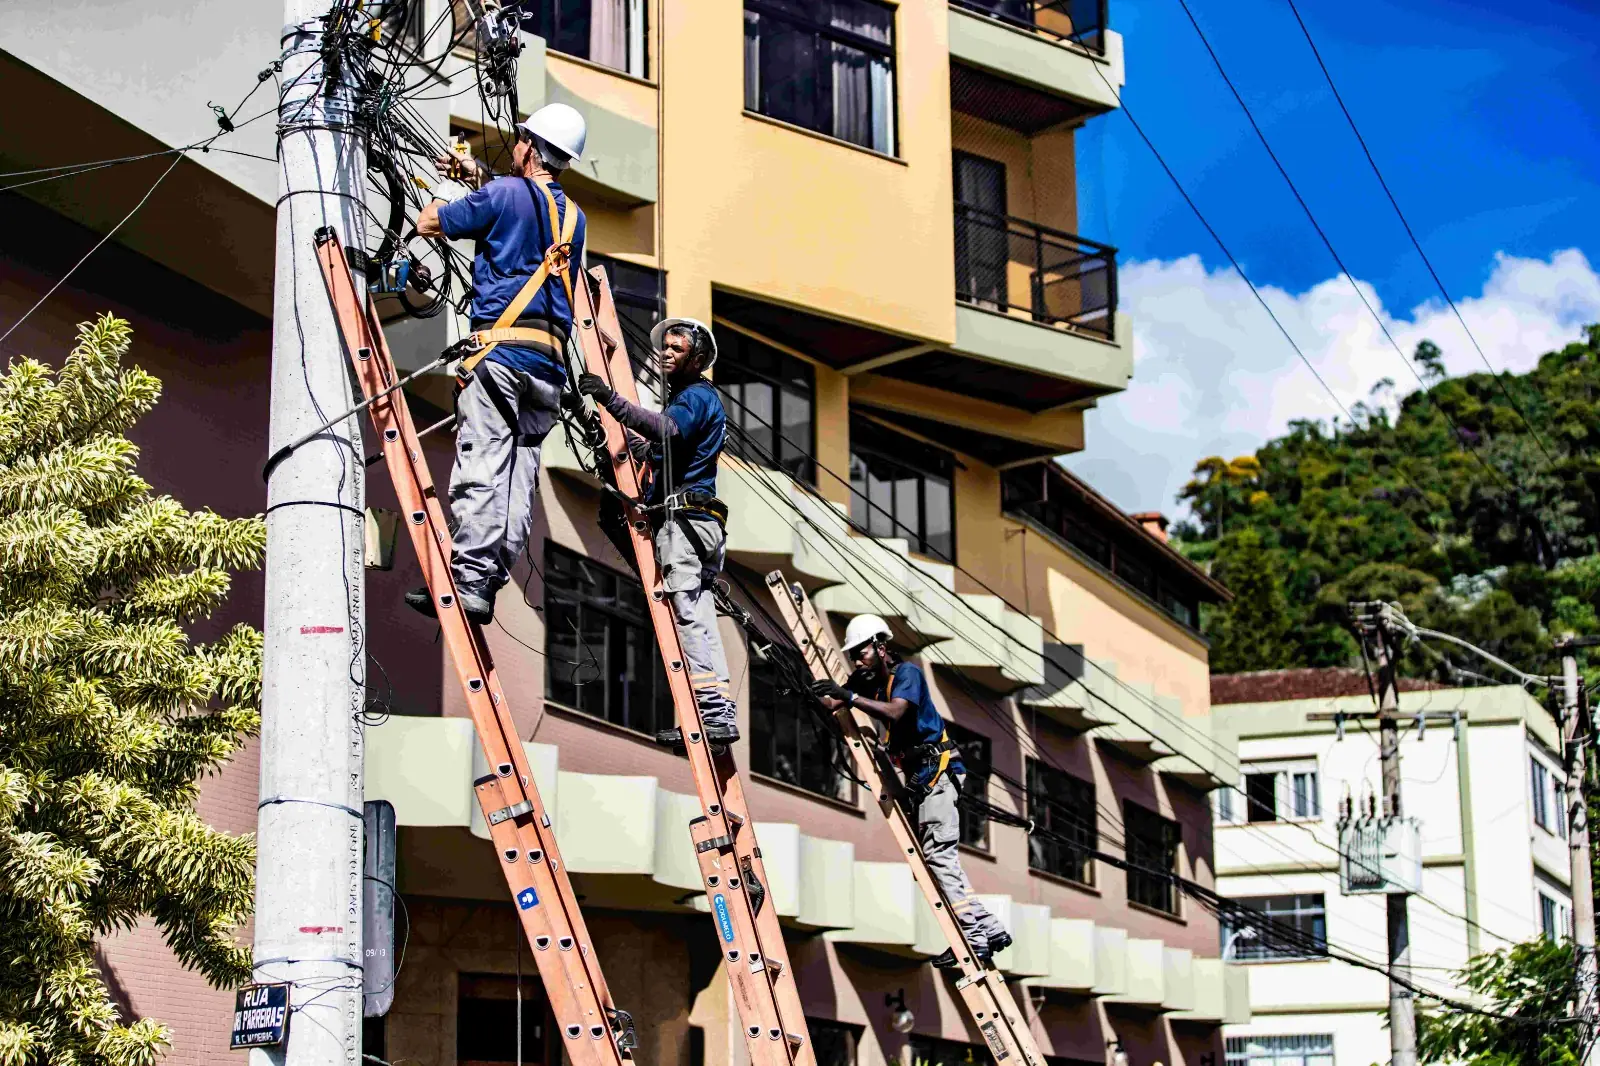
[518,103,586,169]
[841,614,892,655]
[650,317,718,369]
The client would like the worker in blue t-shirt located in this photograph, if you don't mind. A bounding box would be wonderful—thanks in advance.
[403,104,588,626]
[575,319,739,749]
[811,615,1013,967]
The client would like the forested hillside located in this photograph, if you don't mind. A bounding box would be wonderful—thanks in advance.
[1175,326,1600,679]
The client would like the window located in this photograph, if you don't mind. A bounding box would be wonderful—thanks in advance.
[1225,1034,1334,1066]
[953,151,1008,310]
[593,255,665,388]
[716,330,815,485]
[1026,759,1096,885]
[807,1018,863,1066]
[1218,762,1320,825]
[910,1035,983,1066]
[744,0,897,154]
[1531,756,1565,837]
[1222,894,1328,961]
[458,973,552,1066]
[514,0,649,77]
[544,542,675,736]
[1539,892,1571,941]
[849,414,955,560]
[1124,800,1180,914]
[749,648,855,803]
[948,723,991,849]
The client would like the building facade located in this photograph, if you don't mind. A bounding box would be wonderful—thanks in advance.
[0,2,1250,1065]
[1210,675,1572,1066]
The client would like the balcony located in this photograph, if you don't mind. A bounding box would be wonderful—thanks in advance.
[955,204,1116,340]
[948,0,1124,127]
[952,0,1110,52]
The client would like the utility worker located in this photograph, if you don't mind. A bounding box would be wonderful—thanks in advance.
[811,615,1012,967]
[575,319,739,749]
[404,103,588,625]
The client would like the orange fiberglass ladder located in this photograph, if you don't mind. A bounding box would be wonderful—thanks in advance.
[567,256,816,1066]
[312,229,636,1066]
[764,573,1045,1066]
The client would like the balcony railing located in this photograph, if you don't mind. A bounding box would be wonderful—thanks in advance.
[954,203,1117,341]
[950,0,1110,53]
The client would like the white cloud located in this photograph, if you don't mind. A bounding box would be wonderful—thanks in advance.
[1064,249,1600,517]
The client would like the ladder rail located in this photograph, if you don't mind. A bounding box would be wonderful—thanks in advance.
[763,571,1045,1066]
[570,270,815,1066]
[313,232,632,1065]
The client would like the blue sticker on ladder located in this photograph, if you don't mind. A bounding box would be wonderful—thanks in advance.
[712,893,735,942]
[517,888,538,910]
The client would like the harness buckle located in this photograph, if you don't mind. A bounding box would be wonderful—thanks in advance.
[546,241,574,277]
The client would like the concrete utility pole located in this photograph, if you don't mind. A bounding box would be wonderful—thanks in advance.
[254,4,368,1065]
[1558,637,1599,1066]
[1365,605,1416,1066]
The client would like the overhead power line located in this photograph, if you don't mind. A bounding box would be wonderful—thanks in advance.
[1279,0,1559,465]
[1170,0,1522,496]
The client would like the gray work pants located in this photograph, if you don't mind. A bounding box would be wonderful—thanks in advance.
[655,511,736,730]
[918,773,1007,950]
[448,361,562,598]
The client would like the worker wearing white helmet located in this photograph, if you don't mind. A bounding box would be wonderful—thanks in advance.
[812,615,1013,967]
[405,104,588,625]
[576,318,737,750]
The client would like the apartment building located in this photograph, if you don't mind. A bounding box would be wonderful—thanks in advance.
[1209,671,1572,1066]
[0,2,1249,1065]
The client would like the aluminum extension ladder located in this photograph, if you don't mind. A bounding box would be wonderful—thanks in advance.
[764,572,1045,1066]
[312,230,636,1066]
[567,265,816,1066]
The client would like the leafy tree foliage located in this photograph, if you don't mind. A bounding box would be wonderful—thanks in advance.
[1177,327,1600,682]
[0,316,263,1066]
[1416,938,1582,1066]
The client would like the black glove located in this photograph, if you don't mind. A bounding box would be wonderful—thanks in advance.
[577,373,614,405]
[626,433,652,463]
[810,678,852,705]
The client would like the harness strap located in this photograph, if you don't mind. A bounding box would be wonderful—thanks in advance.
[469,326,564,348]
[456,179,579,387]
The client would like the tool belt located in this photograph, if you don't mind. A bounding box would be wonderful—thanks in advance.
[653,490,729,567]
[455,177,578,391]
[899,732,959,803]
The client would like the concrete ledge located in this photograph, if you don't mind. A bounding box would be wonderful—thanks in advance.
[952,306,1132,403]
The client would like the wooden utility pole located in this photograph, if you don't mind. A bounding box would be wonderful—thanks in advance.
[1557,636,1598,1066]
[1366,604,1417,1066]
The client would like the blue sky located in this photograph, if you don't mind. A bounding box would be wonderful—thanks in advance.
[1065,0,1600,513]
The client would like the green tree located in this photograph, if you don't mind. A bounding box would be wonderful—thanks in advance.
[1181,454,1263,537]
[1206,529,1298,672]
[0,316,264,1066]
[1416,938,1582,1066]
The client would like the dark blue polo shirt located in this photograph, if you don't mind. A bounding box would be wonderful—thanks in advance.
[437,176,585,386]
[648,379,726,505]
[885,661,965,786]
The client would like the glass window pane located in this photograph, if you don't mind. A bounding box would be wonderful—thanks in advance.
[924,474,952,560]
[893,472,920,544]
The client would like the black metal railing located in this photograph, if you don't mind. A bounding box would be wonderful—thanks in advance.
[953,203,1117,340]
[950,0,1109,53]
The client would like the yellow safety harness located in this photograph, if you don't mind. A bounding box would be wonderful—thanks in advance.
[455,178,579,390]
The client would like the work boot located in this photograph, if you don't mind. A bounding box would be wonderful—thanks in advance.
[987,930,1013,955]
[654,723,739,754]
[931,940,993,969]
[405,586,495,626]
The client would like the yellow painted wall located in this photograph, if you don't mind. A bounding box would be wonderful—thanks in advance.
[660,0,959,343]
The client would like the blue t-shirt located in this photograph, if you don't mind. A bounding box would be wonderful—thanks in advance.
[437,177,585,385]
[883,661,965,785]
[648,379,726,504]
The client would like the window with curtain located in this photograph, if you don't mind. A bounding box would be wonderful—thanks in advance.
[1225,1035,1334,1066]
[1026,759,1096,885]
[749,647,855,803]
[743,0,897,154]
[544,541,674,737]
[1216,761,1320,825]
[513,0,648,77]
[1221,894,1328,961]
[1124,800,1181,914]
[716,330,815,485]
[849,415,955,560]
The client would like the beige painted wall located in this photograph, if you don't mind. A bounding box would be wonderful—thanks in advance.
[660,0,960,343]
